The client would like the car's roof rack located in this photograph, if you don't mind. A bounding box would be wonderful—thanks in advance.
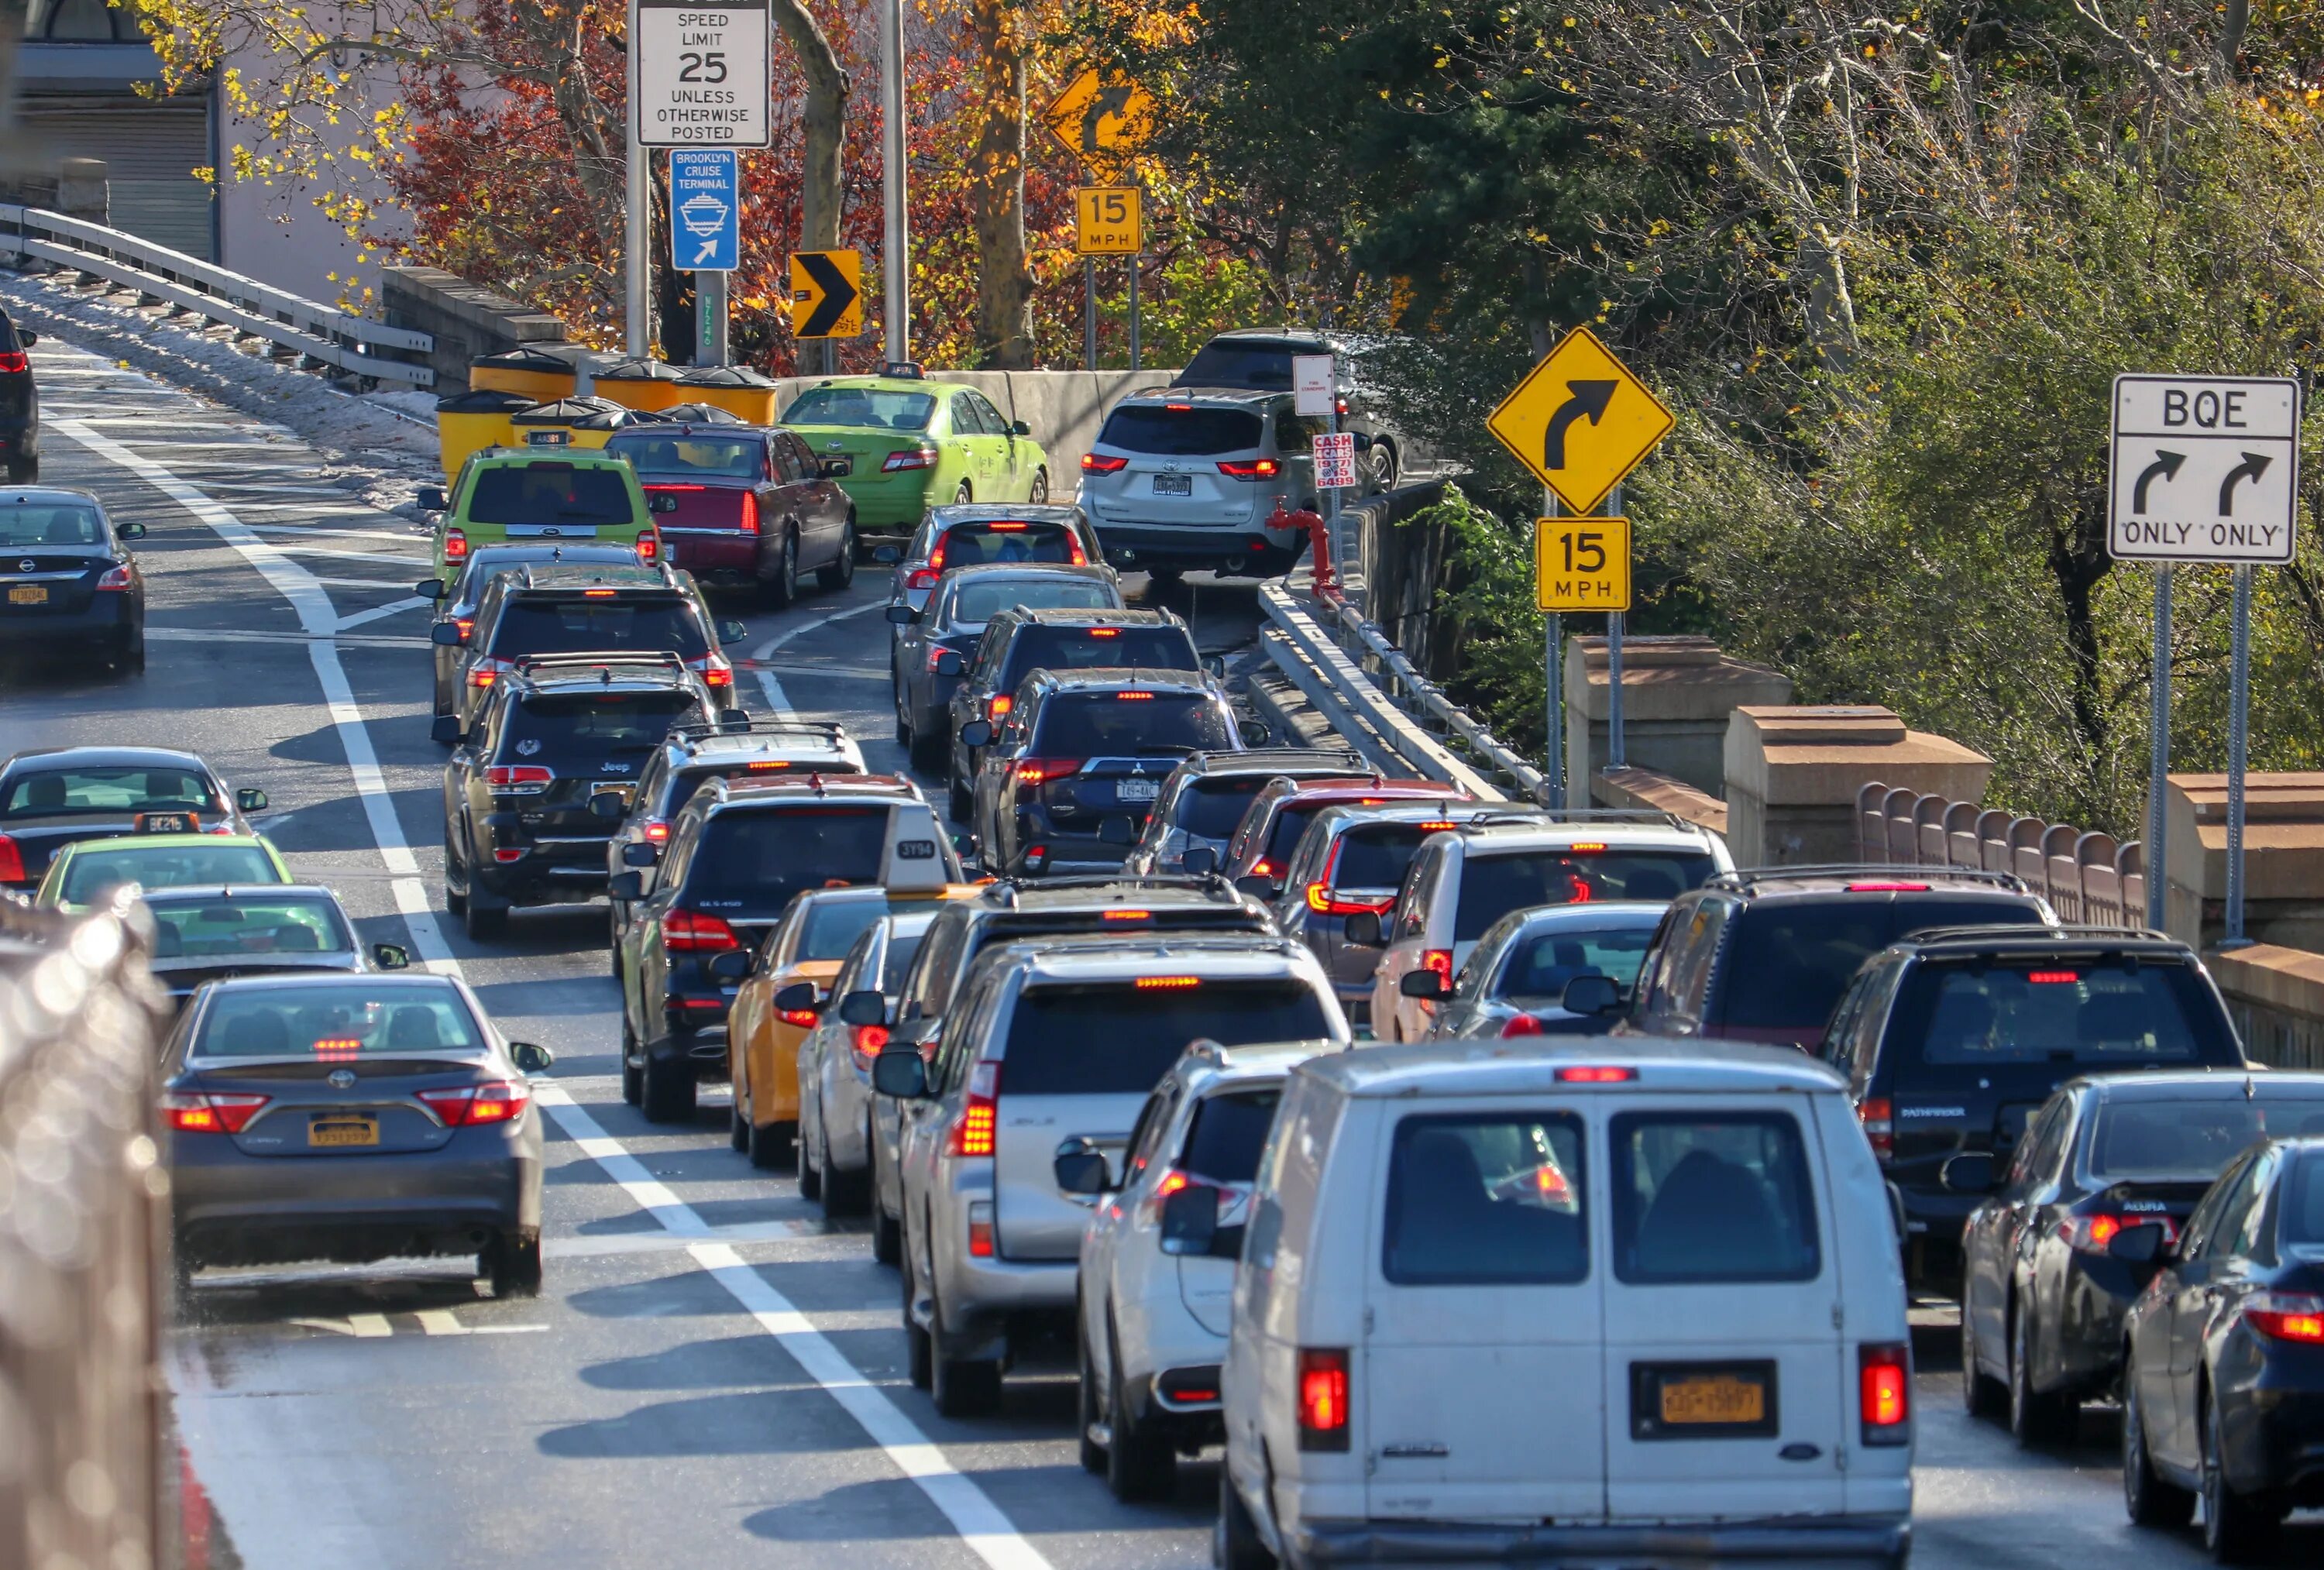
[509,651,688,679]
[668,717,848,743]
[1457,807,1704,832]
[1901,922,2178,946]
[1706,864,2031,894]
[985,871,1239,907]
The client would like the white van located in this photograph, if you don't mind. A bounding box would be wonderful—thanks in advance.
[1215,1037,1912,1569]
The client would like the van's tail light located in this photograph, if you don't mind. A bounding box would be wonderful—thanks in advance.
[0,833,23,885]
[1857,1097,1894,1164]
[850,1022,889,1070]
[2241,1294,2324,1344]
[687,653,734,689]
[161,1091,270,1135]
[444,527,468,562]
[636,530,658,562]
[1016,758,1083,787]
[1421,950,1453,988]
[418,1079,531,1128]
[738,491,760,534]
[663,908,740,952]
[947,1060,998,1157]
[1218,459,1281,479]
[1297,1348,1351,1450]
[1081,452,1128,473]
[883,446,938,472]
[468,654,512,689]
[968,1201,995,1259]
[485,764,554,794]
[95,563,134,590]
[1858,1342,1911,1444]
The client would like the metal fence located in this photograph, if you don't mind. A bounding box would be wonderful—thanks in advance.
[1854,782,2147,928]
[0,894,170,1570]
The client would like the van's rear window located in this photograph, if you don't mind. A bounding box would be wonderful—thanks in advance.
[1178,1088,1282,1185]
[1889,961,2236,1084]
[1452,850,1716,941]
[1383,1113,1588,1285]
[1096,406,1263,455]
[1611,1112,1820,1284]
[1001,981,1330,1096]
[466,466,637,527]
[1717,896,2045,1032]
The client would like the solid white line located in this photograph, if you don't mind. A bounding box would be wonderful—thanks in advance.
[335,596,428,630]
[347,1313,392,1338]
[266,543,431,567]
[145,626,414,650]
[750,596,889,716]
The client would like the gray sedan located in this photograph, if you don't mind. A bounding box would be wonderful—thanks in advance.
[160,972,552,1297]
[1409,900,1666,1039]
[887,562,1122,769]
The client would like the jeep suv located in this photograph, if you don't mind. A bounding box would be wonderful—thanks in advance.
[1077,387,1321,578]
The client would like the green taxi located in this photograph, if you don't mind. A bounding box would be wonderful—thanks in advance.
[37,831,292,912]
[779,370,1050,535]
[418,450,659,592]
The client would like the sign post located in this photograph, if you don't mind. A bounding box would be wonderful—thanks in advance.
[2106,372,2300,944]
[1293,354,1341,586]
[669,149,738,366]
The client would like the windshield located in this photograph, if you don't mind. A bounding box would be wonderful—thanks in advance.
[1453,850,1715,942]
[465,464,638,527]
[1889,961,2236,1084]
[2,764,219,820]
[605,434,765,478]
[1180,1088,1282,1184]
[1384,1113,1588,1285]
[1029,692,1232,756]
[1181,340,1312,390]
[486,598,710,659]
[1005,625,1198,683]
[1098,405,1264,455]
[1000,981,1332,1095]
[505,692,699,754]
[799,898,895,962]
[150,896,352,960]
[1717,896,2047,1032]
[1494,922,1657,1005]
[947,577,1115,625]
[194,984,482,1057]
[1177,776,1273,839]
[0,503,103,545]
[784,387,935,431]
[933,521,1080,569]
[60,843,281,905]
[2089,1094,2324,1181]
[683,806,892,911]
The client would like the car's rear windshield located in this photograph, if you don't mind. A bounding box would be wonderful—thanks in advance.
[1181,341,1308,390]
[1454,850,1715,941]
[1097,405,1264,455]
[1180,1088,1282,1185]
[0,503,103,546]
[194,984,482,1057]
[937,521,1079,568]
[150,896,352,960]
[799,898,894,962]
[604,434,765,478]
[1887,960,2239,1086]
[950,577,1114,624]
[61,844,280,905]
[488,596,710,658]
[1611,1111,1820,1284]
[1029,692,1231,756]
[1321,820,1448,888]
[466,464,638,527]
[1000,980,1332,1095]
[1717,895,2047,1032]
[1177,775,1273,839]
[683,806,892,909]
[1494,922,1657,1005]
[783,387,934,431]
[1005,625,1198,682]
[2089,1091,2324,1181]
[2286,1153,2324,1245]
[1384,1112,1587,1285]
[507,691,698,754]
[3,765,218,820]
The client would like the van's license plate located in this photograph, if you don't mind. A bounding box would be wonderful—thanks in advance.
[1632,1362,1776,1438]
[308,1115,380,1148]
[1152,473,1193,496]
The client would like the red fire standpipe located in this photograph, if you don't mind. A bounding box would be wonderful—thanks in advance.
[1267,498,1334,598]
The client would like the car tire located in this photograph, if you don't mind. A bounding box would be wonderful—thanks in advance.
[748,1115,792,1170]
[2123,1366,2195,1528]
[764,530,798,610]
[799,1131,823,1198]
[1028,469,1049,504]
[870,1138,902,1266]
[2202,1386,2282,1563]
[6,456,36,483]
[817,521,856,590]
[2009,1300,2076,1447]
[641,1046,696,1123]
[902,1226,933,1389]
[930,1280,1002,1418]
[1216,1465,1277,1570]
[620,1018,643,1106]
[444,826,469,918]
[1364,438,1398,492]
[488,1230,543,1297]
[1960,1279,2006,1421]
[464,889,507,942]
[1076,1307,1107,1474]
[1106,1318,1175,1501]
[729,1093,750,1152]
[1145,566,1183,588]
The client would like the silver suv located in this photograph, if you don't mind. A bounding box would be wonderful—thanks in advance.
[870,933,1349,1416]
[1077,389,1322,579]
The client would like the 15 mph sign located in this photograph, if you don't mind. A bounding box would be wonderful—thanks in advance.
[634,0,771,147]
[2108,374,2300,563]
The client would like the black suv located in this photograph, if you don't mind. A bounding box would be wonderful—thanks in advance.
[0,307,41,482]
[1119,747,1367,876]
[943,605,1202,816]
[437,651,731,939]
[420,542,641,716]
[1182,327,1404,489]
[960,668,1250,877]
[1824,923,2248,1287]
[433,562,748,729]
[1621,865,2054,1055]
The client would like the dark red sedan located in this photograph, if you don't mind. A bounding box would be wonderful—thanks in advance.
[603,424,855,607]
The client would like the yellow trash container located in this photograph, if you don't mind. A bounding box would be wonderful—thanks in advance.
[434,387,532,478]
[469,345,579,401]
[508,395,627,452]
[674,365,781,424]
[567,404,641,450]
[658,402,746,425]
[593,357,689,413]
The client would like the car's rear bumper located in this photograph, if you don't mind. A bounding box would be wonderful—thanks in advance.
[1092,522,1301,575]
[0,596,134,643]
[1289,1513,1910,1567]
[661,528,762,582]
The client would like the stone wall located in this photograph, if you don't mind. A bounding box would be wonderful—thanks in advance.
[379,265,569,392]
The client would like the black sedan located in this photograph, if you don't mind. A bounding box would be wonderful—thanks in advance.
[2119,1133,2324,1561]
[0,308,38,481]
[418,541,640,716]
[0,744,267,893]
[141,885,411,1011]
[886,561,1121,768]
[1957,1070,2324,1450]
[0,486,146,672]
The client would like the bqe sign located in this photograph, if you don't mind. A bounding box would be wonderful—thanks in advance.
[2107,373,2299,564]
[635,0,771,148]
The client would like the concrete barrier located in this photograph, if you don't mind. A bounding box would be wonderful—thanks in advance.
[2205,943,2324,1070]
[380,265,569,393]
[1565,636,1793,798]
[1724,706,1993,867]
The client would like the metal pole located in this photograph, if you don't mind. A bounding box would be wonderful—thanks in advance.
[879,0,908,366]
[1128,258,1140,371]
[1544,487,1564,809]
[1084,257,1097,369]
[698,270,727,367]
[2224,564,2253,946]
[2146,567,2172,931]
[624,1,651,358]
[1604,483,1625,772]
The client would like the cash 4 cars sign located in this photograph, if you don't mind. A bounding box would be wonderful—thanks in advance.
[634,0,772,148]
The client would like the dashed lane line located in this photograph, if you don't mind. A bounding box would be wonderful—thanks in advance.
[749,596,890,716]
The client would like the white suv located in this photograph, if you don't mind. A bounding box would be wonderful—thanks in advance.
[1078,388,1320,579]
[1216,1036,1913,1570]
[1359,812,1733,1043]
[1061,1037,1346,1501]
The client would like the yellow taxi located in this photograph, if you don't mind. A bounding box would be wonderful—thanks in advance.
[725,880,982,1168]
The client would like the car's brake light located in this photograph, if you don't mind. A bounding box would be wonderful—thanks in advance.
[443,527,468,562]
[0,833,23,884]
[1081,452,1128,473]
[850,1022,889,1071]
[927,645,952,671]
[687,653,734,689]
[0,351,28,373]
[947,1060,998,1156]
[2061,1213,2177,1255]
[486,764,554,794]
[2243,1294,2324,1344]
[2027,971,2080,984]
[1297,1348,1350,1449]
[161,1091,270,1135]
[1115,690,1153,701]
[663,908,741,952]
[1567,841,1606,853]
[1101,909,1151,921]
[636,530,658,562]
[984,520,1026,532]
[1422,950,1453,987]
[642,819,671,843]
[417,1080,532,1128]
[1857,1097,1894,1163]
[1218,459,1281,479]
[778,1000,821,1028]
[468,655,511,689]
[1065,533,1087,565]
[1500,1013,1545,1038]
[968,1201,995,1258]
[583,588,617,597]
[739,491,759,534]
[453,618,473,641]
[905,567,940,591]
[1015,758,1083,786]
[883,446,938,472]
[1845,880,1928,891]
[1305,881,1392,916]
[1556,1065,1637,1083]
[95,563,134,591]
[1858,1343,1911,1443]
[987,693,1012,720]
[1136,975,1202,989]
[1087,627,1118,638]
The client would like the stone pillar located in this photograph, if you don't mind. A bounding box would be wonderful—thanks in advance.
[1564,635,1793,800]
[2161,774,2324,951]
[56,159,108,224]
[1724,706,1993,868]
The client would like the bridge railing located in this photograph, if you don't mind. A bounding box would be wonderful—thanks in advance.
[1854,782,2146,928]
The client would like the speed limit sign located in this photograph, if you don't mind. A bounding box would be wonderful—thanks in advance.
[1074,187,1142,255]
[634,0,772,147]
[1535,516,1631,611]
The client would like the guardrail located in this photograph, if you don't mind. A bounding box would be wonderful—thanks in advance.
[1854,782,2147,927]
[1,204,435,387]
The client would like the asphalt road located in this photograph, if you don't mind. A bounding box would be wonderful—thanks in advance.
[8,336,2316,1569]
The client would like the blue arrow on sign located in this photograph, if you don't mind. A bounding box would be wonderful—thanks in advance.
[669,149,740,273]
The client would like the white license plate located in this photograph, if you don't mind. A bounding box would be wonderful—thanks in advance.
[1152,474,1193,496]
[1117,778,1160,802]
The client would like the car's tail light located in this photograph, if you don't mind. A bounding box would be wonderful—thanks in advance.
[1217,459,1281,479]
[418,1079,532,1128]
[1136,975,1202,990]
[850,1022,889,1071]
[1065,533,1088,565]
[1305,882,1391,916]
[161,1091,270,1135]
[968,1201,995,1259]
[1857,1098,1894,1163]
[738,491,759,534]
[1016,758,1083,786]
[485,764,554,794]
[0,351,28,374]
[1297,1348,1350,1450]
[1556,1065,1636,1084]
[905,567,941,591]
[642,819,670,843]
[687,653,734,689]
[1858,1343,1911,1444]
[984,520,1026,531]
[443,528,468,562]
[493,847,525,863]
[468,655,512,689]
[583,588,618,598]
[1422,950,1453,988]
[0,833,23,884]
[2026,971,2079,984]
[636,531,658,562]
[883,446,937,472]
[1081,452,1128,473]
[664,908,741,951]
[95,563,133,590]
[947,1060,998,1157]
[778,998,821,1028]
[987,693,1012,721]
[1501,1013,1545,1038]
[2243,1294,2324,1344]
[453,617,474,641]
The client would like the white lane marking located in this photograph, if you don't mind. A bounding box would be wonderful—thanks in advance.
[266,543,431,567]
[531,1085,708,1236]
[313,575,426,591]
[335,596,428,630]
[543,1217,824,1259]
[349,1313,393,1338]
[146,626,414,650]
[248,520,423,538]
[415,1309,467,1336]
[750,597,889,716]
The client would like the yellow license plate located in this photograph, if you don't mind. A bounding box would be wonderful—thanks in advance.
[8,585,46,604]
[1659,1375,1765,1426]
[308,1115,380,1148]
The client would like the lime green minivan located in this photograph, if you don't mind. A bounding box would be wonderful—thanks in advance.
[421,450,660,590]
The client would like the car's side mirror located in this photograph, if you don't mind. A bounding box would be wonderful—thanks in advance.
[431,716,465,745]
[871,1048,929,1099]
[117,521,146,541]
[885,603,920,625]
[15,330,36,347]
[509,1040,555,1074]
[717,619,749,644]
[934,650,965,676]
[430,621,465,646]
[371,942,411,971]
[1234,873,1274,900]
[418,485,449,512]
[1160,1184,1222,1256]
[415,577,448,599]
[772,979,819,1013]
[589,791,627,819]
[1182,846,1219,877]
[1560,973,1622,1016]
[872,545,902,565]
[1241,720,1274,747]
[1009,419,1033,437]
[1201,654,1226,679]
[2109,1221,2169,1266]
[700,950,749,984]
[1053,1137,1114,1195]
[1940,1153,1998,1194]
[837,989,886,1026]
[1400,968,1450,1001]
[717,707,750,727]
[1342,909,1384,946]
[958,720,992,748]
[621,841,661,867]
[608,871,644,900]
[236,788,268,812]
[820,457,853,478]
[1097,816,1136,847]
